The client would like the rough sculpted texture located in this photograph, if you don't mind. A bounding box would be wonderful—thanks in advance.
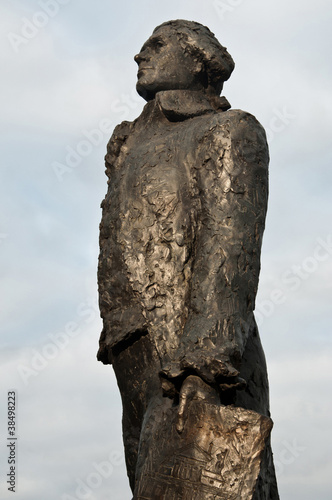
[98,19,279,499]
[136,383,273,499]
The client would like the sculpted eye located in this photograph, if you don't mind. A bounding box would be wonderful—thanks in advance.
[154,39,165,51]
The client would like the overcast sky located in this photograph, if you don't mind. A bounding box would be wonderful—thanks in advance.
[0,0,331,499]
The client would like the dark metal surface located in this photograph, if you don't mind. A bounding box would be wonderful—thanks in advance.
[97,20,279,499]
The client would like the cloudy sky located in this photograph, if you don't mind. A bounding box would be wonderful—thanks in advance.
[0,0,331,498]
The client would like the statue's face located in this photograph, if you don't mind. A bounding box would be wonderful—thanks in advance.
[134,27,202,101]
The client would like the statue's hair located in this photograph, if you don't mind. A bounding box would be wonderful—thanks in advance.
[153,20,235,96]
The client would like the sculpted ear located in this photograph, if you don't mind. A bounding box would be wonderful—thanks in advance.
[193,60,204,74]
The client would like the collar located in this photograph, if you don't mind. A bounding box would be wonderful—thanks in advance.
[155,90,231,122]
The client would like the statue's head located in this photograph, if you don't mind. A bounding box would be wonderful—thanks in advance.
[135,20,235,101]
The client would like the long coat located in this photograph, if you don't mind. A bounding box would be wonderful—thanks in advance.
[97,89,269,388]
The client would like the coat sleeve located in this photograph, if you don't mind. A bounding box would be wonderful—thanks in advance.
[97,119,147,364]
[161,110,269,387]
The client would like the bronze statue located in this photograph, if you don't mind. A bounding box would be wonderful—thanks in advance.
[97,20,279,499]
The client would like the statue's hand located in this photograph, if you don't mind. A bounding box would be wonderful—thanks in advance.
[161,350,246,395]
[176,375,219,433]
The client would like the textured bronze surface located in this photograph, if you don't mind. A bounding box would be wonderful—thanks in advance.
[136,380,273,499]
[97,20,279,498]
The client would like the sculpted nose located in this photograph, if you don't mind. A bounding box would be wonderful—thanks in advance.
[134,51,147,64]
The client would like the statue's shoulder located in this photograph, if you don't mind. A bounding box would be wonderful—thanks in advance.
[105,119,137,164]
[107,119,135,149]
[214,109,267,147]
[195,108,269,170]
[199,108,268,156]
[112,119,135,138]
[210,109,264,132]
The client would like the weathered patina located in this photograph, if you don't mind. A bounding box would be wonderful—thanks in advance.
[98,20,279,499]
